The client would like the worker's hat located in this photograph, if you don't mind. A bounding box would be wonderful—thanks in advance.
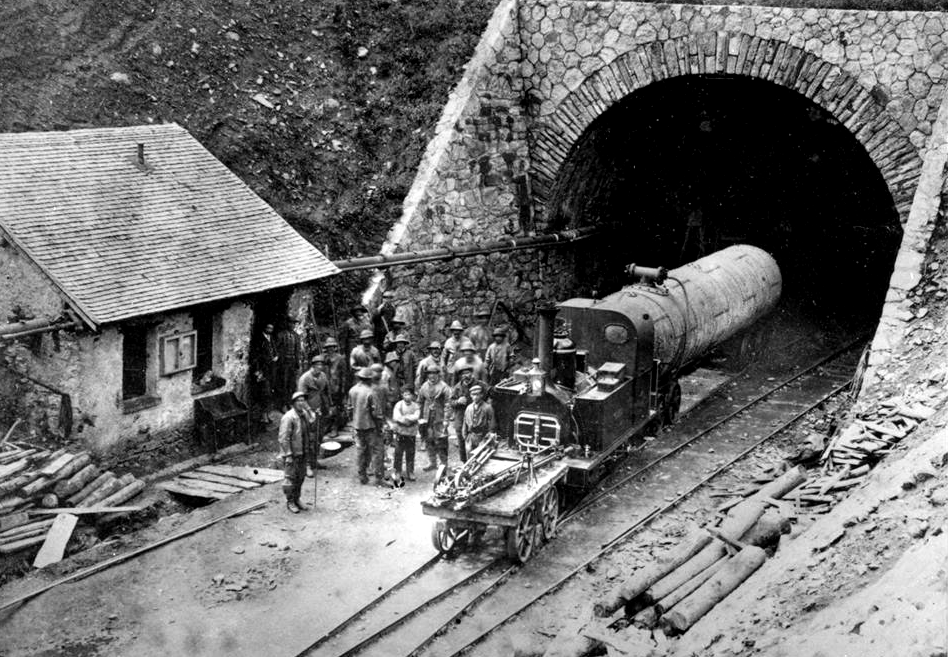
[394,333,409,344]
[428,340,442,350]
[356,367,375,380]
[448,320,464,332]
[469,383,485,394]
[311,354,325,364]
[492,326,508,336]
[359,329,374,340]
[455,361,473,373]
[323,337,339,348]
[351,304,368,314]
[474,308,490,317]
[459,339,476,352]
[425,364,442,374]
[291,391,307,402]
[385,351,400,364]
[382,290,396,299]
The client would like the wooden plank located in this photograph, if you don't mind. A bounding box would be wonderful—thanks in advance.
[50,453,91,483]
[28,506,143,516]
[33,514,78,568]
[196,464,283,484]
[39,453,75,477]
[0,533,47,554]
[0,458,30,482]
[170,477,243,495]
[0,522,55,543]
[156,480,228,500]
[0,511,30,532]
[97,480,146,508]
[179,471,259,489]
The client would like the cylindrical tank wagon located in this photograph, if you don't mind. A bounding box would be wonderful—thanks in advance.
[423,245,782,561]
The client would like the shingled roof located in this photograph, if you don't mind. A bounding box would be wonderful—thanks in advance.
[0,123,338,328]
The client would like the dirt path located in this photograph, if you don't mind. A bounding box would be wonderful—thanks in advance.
[0,439,442,657]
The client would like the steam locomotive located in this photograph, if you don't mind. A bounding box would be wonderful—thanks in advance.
[423,245,782,560]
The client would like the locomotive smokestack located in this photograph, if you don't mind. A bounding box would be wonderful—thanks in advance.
[536,305,558,373]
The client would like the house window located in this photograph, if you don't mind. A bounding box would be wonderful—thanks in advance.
[122,326,148,400]
[158,331,197,376]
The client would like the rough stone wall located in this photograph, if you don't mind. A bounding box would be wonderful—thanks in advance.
[367,0,577,344]
[521,2,948,221]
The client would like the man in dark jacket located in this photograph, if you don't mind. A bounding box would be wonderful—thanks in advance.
[297,355,331,476]
[279,392,314,513]
[349,366,384,485]
[323,337,347,436]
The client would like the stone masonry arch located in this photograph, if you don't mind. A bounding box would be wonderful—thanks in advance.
[531,32,923,220]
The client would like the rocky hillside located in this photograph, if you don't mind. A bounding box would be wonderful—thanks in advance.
[0,0,496,300]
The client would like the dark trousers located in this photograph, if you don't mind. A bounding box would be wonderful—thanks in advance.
[331,393,346,431]
[453,418,468,461]
[393,435,416,476]
[282,455,305,502]
[355,428,384,480]
[427,434,448,468]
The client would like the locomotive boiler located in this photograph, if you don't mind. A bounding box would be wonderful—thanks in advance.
[423,245,781,562]
[491,244,781,487]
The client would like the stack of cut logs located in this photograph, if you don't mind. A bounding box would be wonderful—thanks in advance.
[787,400,934,514]
[543,467,807,657]
[0,443,145,561]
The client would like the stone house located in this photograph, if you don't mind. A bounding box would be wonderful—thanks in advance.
[0,124,337,453]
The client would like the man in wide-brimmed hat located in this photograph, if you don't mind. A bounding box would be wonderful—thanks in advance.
[340,304,371,387]
[350,328,381,377]
[349,366,384,485]
[298,355,331,476]
[275,314,303,410]
[415,341,442,391]
[440,320,465,384]
[418,364,450,471]
[484,326,513,386]
[372,289,398,351]
[279,391,315,513]
[466,308,492,359]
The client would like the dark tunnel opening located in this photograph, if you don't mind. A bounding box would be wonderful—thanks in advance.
[551,75,904,335]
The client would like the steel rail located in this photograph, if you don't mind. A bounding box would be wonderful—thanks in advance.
[435,375,855,657]
[562,336,866,523]
[298,340,861,657]
[297,554,442,655]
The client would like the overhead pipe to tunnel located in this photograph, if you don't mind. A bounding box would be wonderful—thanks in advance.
[332,227,600,272]
[0,319,82,341]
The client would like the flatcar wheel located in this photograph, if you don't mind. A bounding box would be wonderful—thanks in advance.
[538,487,559,542]
[505,507,537,563]
[431,520,465,557]
[663,382,682,425]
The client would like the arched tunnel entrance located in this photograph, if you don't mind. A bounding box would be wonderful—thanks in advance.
[551,74,904,337]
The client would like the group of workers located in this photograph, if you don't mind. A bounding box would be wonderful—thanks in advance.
[269,293,518,513]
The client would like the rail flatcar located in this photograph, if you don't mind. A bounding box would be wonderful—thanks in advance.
[422,244,782,562]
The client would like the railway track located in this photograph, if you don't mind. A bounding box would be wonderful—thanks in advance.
[296,337,863,657]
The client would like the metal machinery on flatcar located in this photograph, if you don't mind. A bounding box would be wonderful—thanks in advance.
[422,245,782,561]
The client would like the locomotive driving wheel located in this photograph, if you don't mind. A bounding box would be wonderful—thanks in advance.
[505,507,537,563]
[538,487,560,542]
[431,520,466,557]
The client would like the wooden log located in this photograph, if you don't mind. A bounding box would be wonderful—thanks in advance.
[0,458,30,482]
[655,556,728,614]
[739,508,791,549]
[33,513,78,568]
[54,464,100,499]
[40,494,59,509]
[663,546,768,634]
[593,528,712,617]
[0,496,28,513]
[50,453,91,483]
[630,605,659,629]
[0,522,55,544]
[0,519,55,540]
[0,471,43,497]
[96,480,146,508]
[0,511,30,532]
[818,467,851,496]
[81,474,132,507]
[750,466,807,501]
[895,403,935,421]
[21,476,54,498]
[0,533,47,554]
[68,472,115,506]
[178,471,260,489]
[829,475,868,491]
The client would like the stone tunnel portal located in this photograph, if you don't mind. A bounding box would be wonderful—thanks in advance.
[550,74,904,334]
